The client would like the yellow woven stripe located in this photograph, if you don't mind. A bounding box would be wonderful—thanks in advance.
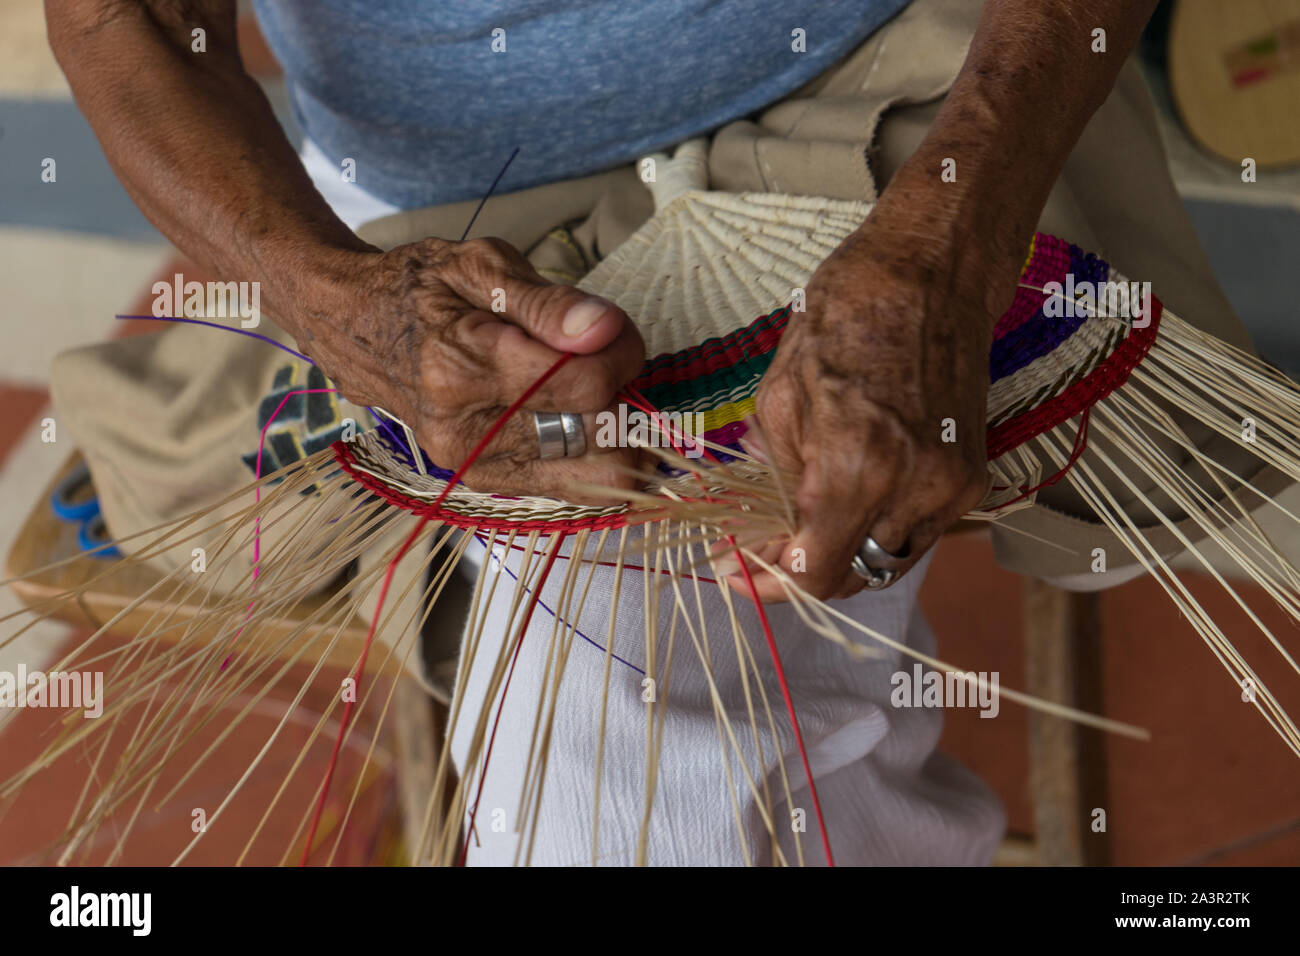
[1019,233,1037,278]
[699,396,756,433]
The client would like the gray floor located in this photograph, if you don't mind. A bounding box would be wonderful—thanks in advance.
[0,82,302,243]
[1185,199,1300,375]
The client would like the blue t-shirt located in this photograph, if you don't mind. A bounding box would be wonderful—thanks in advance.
[253,1,913,208]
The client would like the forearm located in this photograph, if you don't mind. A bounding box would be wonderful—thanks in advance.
[46,0,372,338]
[876,0,1160,297]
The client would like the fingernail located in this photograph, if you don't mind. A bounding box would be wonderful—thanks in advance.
[562,297,613,338]
[714,554,739,577]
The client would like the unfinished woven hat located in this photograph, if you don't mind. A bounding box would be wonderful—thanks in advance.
[7,147,1300,866]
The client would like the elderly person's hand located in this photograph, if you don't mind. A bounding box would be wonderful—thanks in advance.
[302,236,647,502]
[719,163,1026,602]
[47,4,650,505]
[710,0,1163,604]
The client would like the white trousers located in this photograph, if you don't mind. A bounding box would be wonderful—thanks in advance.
[448,532,1003,867]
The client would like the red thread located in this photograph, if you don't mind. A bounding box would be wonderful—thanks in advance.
[301,353,576,865]
[985,303,1161,460]
[620,384,836,866]
[299,512,430,866]
[223,387,340,672]
[459,535,564,867]
[333,442,640,533]
[991,407,1091,507]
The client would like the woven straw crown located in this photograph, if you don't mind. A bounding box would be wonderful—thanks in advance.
[340,188,1157,528]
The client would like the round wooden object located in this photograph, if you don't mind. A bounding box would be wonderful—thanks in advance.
[1169,0,1300,168]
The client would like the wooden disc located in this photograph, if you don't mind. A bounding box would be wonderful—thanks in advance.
[1169,0,1300,168]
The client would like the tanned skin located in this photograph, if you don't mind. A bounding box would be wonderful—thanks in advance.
[47,0,1159,599]
[45,0,646,504]
[738,0,1161,600]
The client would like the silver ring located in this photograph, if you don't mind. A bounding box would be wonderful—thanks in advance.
[560,410,586,458]
[534,411,585,460]
[850,535,911,590]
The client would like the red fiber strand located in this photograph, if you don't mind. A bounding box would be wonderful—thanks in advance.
[459,535,564,866]
[301,354,575,865]
[991,407,1092,507]
[619,384,836,866]
[298,512,430,866]
[222,387,339,672]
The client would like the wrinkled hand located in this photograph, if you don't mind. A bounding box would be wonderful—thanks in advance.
[300,236,647,502]
[720,195,1024,602]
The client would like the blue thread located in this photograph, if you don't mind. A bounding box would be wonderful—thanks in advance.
[473,534,644,676]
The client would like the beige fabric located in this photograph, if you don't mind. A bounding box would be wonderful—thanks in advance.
[49,321,371,585]
[708,0,979,200]
[48,0,1291,628]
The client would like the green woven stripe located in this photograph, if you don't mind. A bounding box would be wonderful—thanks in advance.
[637,306,789,378]
[639,349,776,412]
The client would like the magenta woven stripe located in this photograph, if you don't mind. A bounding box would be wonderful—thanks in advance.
[993,234,1076,340]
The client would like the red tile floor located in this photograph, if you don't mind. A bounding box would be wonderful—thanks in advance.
[0,638,400,867]
[0,249,407,866]
[925,531,1300,865]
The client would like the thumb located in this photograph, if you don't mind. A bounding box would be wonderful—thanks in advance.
[434,236,630,354]
[533,289,629,354]
[465,271,628,355]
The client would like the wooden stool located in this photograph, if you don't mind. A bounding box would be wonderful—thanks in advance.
[944,520,1110,867]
